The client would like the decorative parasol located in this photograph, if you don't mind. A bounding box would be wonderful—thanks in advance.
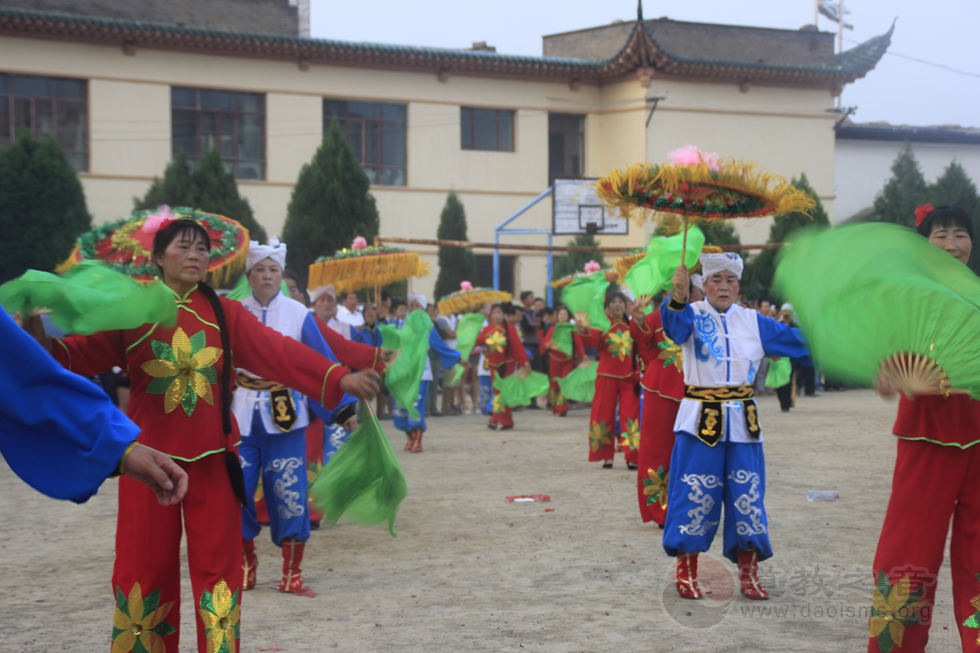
[773,223,980,399]
[595,146,815,258]
[308,237,429,295]
[550,260,618,289]
[57,206,249,287]
[437,281,511,316]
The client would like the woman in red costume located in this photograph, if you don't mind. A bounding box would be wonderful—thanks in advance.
[578,291,639,469]
[870,205,980,653]
[541,305,585,416]
[630,279,704,526]
[476,303,529,430]
[27,218,379,653]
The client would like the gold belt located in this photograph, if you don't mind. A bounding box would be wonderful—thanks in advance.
[235,372,287,392]
[684,385,754,402]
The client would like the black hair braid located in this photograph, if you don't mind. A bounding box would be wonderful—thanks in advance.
[196,282,233,435]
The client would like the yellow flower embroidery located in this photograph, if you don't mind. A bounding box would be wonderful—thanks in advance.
[111,582,176,653]
[588,421,613,452]
[606,330,633,361]
[141,328,222,416]
[198,579,240,653]
[869,573,929,653]
[486,330,507,354]
[963,574,980,644]
[642,466,669,509]
[492,393,502,415]
[657,334,683,371]
[625,418,640,451]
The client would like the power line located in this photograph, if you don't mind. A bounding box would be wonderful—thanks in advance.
[845,38,980,80]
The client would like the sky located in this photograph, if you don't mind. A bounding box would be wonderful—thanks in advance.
[310,0,979,128]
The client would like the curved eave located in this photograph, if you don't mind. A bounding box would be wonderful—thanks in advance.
[0,7,892,87]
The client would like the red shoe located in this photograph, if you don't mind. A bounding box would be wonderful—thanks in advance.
[675,552,703,599]
[410,429,424,453]
[243,538,258,591]
[404,434,413,451]
[279,538,316,596]
[737,549,769,600]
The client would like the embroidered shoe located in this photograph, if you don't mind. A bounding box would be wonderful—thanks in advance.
[279,539,316,597]
[410,429,424,453]
[242,539,258,591]
[675,552,704,599]
[737,549,769,600]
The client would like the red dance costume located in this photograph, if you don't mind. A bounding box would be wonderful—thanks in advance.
[476,322,528,428]
[869,394,980,653]
[631,310,684,525]
[580,318,639,464]
[541,325,585,415]
[53,286,350,653]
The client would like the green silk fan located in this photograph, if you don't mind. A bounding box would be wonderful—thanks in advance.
[773,223,980,399]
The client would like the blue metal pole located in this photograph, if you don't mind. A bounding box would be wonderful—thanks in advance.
[493,187,553,293]
[546,233,554,306]
[493,232,500,290]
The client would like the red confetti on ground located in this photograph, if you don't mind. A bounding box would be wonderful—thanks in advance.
[544,508,555,513]
[505,494,551,503]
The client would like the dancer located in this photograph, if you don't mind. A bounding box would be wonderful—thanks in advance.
[27,218,379,653]
[631,278,704,526]
[392,295,462,451]
[476,303,530,430]
[233,238,357,596]
[870,205,980,653]
[541,305,584,416]
[5,309,187,505]
[661,253,809,601]
[578,292,639,469]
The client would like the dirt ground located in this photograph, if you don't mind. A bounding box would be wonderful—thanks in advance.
[0,389,966,652]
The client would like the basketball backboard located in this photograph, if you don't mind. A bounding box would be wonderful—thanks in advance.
[552,178,628,235]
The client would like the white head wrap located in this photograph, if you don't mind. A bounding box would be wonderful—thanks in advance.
[309,284,335,304]
[620,289,635,301]
[699,253,743,280]
[690,273,704,291]
[408,293,428,309]
[245,236,286,273]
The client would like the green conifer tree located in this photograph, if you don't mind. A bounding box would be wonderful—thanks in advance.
[750,174,830,294]
[133,149,268,244]
[0,131,91,283]
[433,191,478,300]
[869,142,928,227]
[282,118,380,287]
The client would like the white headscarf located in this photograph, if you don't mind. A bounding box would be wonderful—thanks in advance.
[245,236,286,273]
[699,253,744,280]
[309,284,335,304]
[620,289,635,301]
[690,273,704,291]
[408,293,428,309]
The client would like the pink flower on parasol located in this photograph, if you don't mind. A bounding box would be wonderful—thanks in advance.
[584,260,601,273]
[352,236,368,251]
[460,281,473,290]
[667,145,721,172]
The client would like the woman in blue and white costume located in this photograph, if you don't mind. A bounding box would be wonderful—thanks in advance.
[233,238,357,596]
[660,252,810,602]
[392,294,462,453]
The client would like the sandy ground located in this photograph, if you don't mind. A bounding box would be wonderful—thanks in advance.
[0,389,966,652]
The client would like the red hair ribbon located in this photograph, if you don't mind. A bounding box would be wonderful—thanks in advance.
[914,203,934,227]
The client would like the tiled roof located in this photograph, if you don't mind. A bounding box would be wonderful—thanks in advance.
[837,120,980,145]
[0,7,892,87]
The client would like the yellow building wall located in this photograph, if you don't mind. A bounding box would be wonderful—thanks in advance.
[2,33,839,298]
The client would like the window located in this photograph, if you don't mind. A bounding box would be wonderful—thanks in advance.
[323,100,407,186]
[476,254,516,295]
[171,87,265,180]
[549,113,585,182]
[461,107,514,152]
[0,73,88,172]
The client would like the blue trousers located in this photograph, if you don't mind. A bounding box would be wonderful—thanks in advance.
[393,380,429,433]
[322,422,351,462]
[479,376,493,415]
[241,409,310,546]
[662,432,772,563]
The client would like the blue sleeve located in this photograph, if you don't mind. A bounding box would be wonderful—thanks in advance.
[660,297,695,345]
[300,314,357,424]
[0,310,138,503]
[757,313,813,366]
[429,328,462,369]
[354,324,383,347]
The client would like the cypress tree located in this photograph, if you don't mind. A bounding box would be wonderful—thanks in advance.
[0,131,91,283]
[928,160,980,275]
[282,118,380,287]
[434,191,477,299]
[751,174,830,294]
[133,149,268,244]
[869,142,928,227]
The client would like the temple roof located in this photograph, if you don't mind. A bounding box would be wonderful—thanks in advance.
[0,6,892,88]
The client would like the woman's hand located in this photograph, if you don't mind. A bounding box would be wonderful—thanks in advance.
[16,311,53,354]
[123,445,189,506]
[339,370,381,399]
[875,368,899,400]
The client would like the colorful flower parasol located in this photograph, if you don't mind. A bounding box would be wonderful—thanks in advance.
[308,237,429,295]
[595,146,815,257]
[57,206,249,287]
[437,281,512,316]
[550,261,619,289]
